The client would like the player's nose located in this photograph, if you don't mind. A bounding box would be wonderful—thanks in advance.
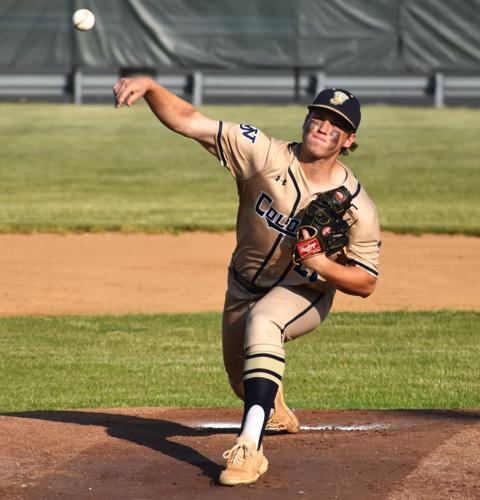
[317,119,332,133]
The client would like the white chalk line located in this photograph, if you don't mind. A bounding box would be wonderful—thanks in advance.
[194,422,391,432]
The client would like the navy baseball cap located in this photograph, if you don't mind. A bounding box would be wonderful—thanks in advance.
[308,88,361,131]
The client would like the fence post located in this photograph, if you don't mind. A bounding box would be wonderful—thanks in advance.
[434,72,444,108]
[73,68,83,105]
[192,71,203,106]
[315,72,326,95]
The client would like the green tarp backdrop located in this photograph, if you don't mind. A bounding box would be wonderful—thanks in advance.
[1,0,479,72]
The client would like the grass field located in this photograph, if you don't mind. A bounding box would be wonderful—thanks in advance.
[0,103,479,235]
[1,311,478,413]
[1,103,478,414]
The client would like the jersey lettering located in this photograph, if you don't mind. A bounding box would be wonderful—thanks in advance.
[255,191,300,237]
[240,124,258,143]
[293,264,319,282]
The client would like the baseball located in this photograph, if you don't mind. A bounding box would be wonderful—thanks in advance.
[72,9,95,31]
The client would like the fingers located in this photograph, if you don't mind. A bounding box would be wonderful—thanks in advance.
[300,228,310,239]
[112,78,141,109]
[113,78,133,108]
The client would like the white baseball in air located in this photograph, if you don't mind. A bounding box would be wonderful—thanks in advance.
[72,9,95,31]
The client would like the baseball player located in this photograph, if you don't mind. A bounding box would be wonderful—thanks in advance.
[113,78,380,486]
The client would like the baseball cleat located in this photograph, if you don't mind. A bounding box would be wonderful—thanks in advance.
[265,383,300,433]
[218,438,268,486]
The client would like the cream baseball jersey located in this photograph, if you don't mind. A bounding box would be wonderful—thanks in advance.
[215,121,381,293]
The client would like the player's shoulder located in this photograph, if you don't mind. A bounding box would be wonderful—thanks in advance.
[221,121,265,143]
[219,121,293,171]
[341,164,379,224]
[221,121,291,149]
[270,137,296,158]
[341,165,375,206]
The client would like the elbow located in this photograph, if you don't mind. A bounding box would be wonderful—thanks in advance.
[352,276,376,298]
[339,282,375,298]
[359,281,376,298]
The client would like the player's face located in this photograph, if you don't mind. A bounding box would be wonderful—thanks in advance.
[302,109,355,160]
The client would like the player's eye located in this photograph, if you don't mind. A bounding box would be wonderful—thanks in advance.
[312,111,328,121]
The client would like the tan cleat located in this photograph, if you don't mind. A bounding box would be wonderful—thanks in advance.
[218,438,268,486]
[265,383,300,433]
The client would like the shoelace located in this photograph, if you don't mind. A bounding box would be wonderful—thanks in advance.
[222,443,252,465]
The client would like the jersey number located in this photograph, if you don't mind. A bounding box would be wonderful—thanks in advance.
[293,264,318,282]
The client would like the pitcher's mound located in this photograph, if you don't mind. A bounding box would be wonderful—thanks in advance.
[1,407,479,499]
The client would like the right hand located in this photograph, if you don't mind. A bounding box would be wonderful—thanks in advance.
[113,77,152,108]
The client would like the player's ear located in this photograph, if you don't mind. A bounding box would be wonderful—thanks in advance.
[342,132,356,149]
[302,113,311,132]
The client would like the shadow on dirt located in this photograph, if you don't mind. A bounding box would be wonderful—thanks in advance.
[391,409,480,421]
[3,408,479,485]
[3,410,235,482]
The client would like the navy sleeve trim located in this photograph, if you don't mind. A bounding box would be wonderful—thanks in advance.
[353,259,379,277]
[351,182,361,199]
[216,121,227,168]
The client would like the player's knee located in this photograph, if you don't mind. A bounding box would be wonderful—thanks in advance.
[244,313,284,358]
[245,312,283,344]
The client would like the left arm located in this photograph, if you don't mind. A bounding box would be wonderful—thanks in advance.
[303,253,376,297]
[294,185,380,297]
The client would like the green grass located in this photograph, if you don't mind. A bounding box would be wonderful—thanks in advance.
[1,311,478,412]
[0,103,479,234]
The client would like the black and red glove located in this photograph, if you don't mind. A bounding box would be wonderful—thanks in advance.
[293,186,352,264]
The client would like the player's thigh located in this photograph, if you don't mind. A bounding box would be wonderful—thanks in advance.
[246,286,335,350]
[282,287,335,341]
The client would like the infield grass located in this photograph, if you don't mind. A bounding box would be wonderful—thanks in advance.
[1,103,479,235]
[1,311,478,413]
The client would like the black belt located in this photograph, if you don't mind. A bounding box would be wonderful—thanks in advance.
[232,267,272,295]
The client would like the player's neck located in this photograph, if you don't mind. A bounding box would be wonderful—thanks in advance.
[298,156,346,193]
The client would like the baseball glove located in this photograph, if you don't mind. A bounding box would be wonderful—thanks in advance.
[293,186,353,264]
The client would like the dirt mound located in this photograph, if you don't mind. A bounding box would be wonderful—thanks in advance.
[1,408,479,499]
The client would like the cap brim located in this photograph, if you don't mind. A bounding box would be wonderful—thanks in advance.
[307,104,356,131]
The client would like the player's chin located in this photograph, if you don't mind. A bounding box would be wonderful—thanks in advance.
[304,140,335,159]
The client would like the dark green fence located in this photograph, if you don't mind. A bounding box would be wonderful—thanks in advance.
[1,0,480,72]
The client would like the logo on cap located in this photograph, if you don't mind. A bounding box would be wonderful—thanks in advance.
[330,91,349,106]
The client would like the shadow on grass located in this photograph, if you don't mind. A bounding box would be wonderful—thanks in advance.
[2,410,237,482]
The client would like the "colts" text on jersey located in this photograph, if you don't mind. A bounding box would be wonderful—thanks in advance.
[255,192,300,237]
